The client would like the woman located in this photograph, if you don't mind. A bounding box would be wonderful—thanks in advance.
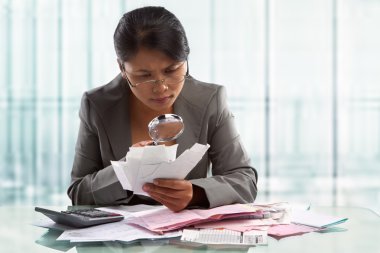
[68,6,258,212]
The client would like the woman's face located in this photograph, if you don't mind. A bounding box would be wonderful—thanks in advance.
[120,48,187,112]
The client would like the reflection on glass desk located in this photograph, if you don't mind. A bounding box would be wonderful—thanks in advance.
[0,206,379,253]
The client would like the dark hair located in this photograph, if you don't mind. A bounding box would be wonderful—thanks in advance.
[114,6,190,63]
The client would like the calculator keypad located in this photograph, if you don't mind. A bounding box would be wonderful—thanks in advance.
[61,209,120,218]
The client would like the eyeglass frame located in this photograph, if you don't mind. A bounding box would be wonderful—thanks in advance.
[124,61,190,89]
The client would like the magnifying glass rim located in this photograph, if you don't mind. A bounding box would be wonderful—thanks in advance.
[148,114,184,143]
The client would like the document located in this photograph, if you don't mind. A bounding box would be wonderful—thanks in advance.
[57,221,182,242]
[112,143,209,196]
[192,202,291,233]
[291,210,348,228]
[32,218,74,231]
[194,218,287,232]
[127,203,261,232]
[181,229,267,245]
[267,224,320,237]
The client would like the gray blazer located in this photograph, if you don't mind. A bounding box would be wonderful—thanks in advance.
[68,74,258,208]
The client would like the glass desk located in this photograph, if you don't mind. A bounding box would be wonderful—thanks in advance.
[0,206,379,253]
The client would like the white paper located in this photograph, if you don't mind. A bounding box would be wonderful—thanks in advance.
[31,217,73,231]
[181,229,267,245]
[112,143,210,196]
[98,204,163,214]
[56,205,180,243]
[57,220,181,242]
[291,210,348,228]
[111,160,133,190]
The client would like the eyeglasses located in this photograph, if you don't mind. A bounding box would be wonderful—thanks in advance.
[125,61,190,89]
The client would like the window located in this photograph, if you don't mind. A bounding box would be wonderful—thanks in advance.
[1,0,379,212]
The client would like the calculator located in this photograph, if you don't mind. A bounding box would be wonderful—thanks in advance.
[35,207,124,228]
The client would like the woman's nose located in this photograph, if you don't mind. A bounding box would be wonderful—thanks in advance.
[152,79,168,93]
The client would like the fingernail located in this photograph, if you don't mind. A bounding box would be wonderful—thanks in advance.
[143,185,150,191]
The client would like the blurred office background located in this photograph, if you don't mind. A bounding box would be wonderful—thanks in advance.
[0,0,379,212]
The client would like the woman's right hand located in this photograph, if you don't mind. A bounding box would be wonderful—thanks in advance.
[132,140,154,147]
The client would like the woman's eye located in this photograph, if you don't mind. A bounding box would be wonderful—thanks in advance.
[166,68,177,73]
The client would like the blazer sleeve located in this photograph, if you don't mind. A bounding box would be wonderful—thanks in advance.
[190,86,258,208]
[67,93,130,205]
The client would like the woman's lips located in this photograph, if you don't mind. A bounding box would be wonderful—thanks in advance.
[150,95,173,104]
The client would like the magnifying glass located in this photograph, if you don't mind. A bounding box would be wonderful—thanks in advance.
[148,114,184,145]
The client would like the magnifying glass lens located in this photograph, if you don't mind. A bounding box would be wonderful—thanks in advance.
[148,114,184,145]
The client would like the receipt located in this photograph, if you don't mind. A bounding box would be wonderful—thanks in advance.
[112,143,209,196]
[181,229,268,245]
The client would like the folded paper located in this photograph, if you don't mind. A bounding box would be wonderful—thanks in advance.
[112,143,210,196]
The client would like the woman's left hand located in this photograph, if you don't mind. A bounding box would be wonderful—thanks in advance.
[143,179,193,212]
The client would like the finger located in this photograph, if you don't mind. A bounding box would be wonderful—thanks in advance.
[150,188,186,202]
[132,140,153,147]
[145,185,191,212]
[149,192,188,212]
[143,183,184,199]
[153,179,191,190]
[148,192,180,209]
[149,187,192,209]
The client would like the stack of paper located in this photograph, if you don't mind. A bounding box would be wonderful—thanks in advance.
[57,222,181,243]
[33,203,349,245]
[112,143,209,195]
[186,203,348,239]
[127,203,262,232]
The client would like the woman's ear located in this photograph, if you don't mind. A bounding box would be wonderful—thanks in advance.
[117,59,126,78]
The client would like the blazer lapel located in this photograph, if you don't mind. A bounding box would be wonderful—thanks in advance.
[101,84,132,161]
[174,80,204,157]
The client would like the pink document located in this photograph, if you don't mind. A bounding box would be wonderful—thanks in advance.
[127,204,259,232]
[193,219,319,237]
[268,224,320,237]
[194,218,282,232]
